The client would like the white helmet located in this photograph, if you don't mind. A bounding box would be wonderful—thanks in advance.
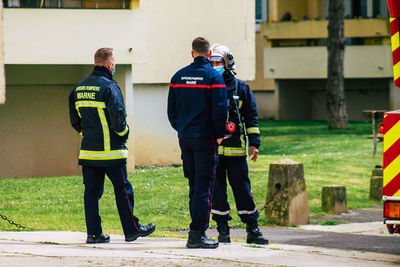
[210,43,236,73]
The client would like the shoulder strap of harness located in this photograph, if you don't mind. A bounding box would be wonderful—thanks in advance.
[233,78,247,137]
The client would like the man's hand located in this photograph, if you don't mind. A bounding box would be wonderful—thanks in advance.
[217,138,223,145]
[249,146,258,162]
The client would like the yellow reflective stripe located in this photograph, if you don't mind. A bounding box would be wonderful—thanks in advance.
[218,146,247,156]
[79,149,128,160]
[394,61,400,81]
[392,31,400,52]
[239,100,243,109]
[75,101,106,109]
[247,127,260,134]
[384,120,400,152]
[115,125,129,137]
[75,101,106,118]
[76,107,82,118]
[240,132,245,149]
[97,108,111,151]
[384,155,400,187]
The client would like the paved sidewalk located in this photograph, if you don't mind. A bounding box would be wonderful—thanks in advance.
[0,229,399,267]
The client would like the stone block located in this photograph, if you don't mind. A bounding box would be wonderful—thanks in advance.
[369,176,383,201]
[371,165,383,177]
[264,158,309,225]
[321,185,347,213]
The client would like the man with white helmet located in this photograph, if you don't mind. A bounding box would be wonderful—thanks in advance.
[209,44,268,245]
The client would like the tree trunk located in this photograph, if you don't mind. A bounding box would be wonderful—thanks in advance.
[326,0,347,129]
[0,0,5,105]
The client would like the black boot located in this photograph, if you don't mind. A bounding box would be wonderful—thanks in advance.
[217,221,231,243]
[86,233,110,244]
[186,230,219,249]
[125,223,156,242]
[246,221,269,245]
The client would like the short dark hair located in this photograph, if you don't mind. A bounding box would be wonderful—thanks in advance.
[94,48,114,65]
[192,37,210,55]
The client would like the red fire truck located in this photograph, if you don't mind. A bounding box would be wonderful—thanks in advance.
[383,111,400,234]
[383,0,400,234]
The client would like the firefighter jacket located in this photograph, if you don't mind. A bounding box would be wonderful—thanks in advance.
[168,56,228,139]
[218,71,260,158]
[69,66,129,167]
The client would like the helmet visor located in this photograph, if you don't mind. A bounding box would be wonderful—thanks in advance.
[210,55,224,62]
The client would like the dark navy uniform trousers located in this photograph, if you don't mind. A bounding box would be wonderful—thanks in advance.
[179,138,218,231]
[211,157,259,223]
[82,163,140,236]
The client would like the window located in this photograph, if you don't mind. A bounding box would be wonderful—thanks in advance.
[255,0,268,23]
[323,0,389,19]
[3,0,135,9]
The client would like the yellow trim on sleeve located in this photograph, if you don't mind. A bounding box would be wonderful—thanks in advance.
[115,125,129,137]
[247,127,260,134]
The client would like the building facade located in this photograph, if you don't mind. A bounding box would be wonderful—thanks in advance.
[249,0,396,121]
[0,0,255,177]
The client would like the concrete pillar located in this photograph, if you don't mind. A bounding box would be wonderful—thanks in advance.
[370,176,383,201]
[0,1,5,105]
[389,79,400,110]
[370,165,383,201]
[274,80,280,120]
[114,65,135,174]
[321,185,348,214]
[264,158,309,225]
[372,165,383,177]
[307,0,323,19]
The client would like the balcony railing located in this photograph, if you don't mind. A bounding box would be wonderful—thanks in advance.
[260,19,390,47]
[3,0,139,9]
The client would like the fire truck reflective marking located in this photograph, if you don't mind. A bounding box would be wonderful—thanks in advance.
[390,17,400,87]
[394,61,400,81]
[383,112,400,197]
[383,138,400,168]
[384,120,400,152]
[384,156,400,186]
[392,32,400,52]
[383,175,400,196]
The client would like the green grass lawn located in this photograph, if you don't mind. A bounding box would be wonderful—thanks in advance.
[0,120,382,235]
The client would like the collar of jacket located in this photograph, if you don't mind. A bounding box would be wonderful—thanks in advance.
[223,71,236,92]
[93,66,113,79]
[193,56,213,66]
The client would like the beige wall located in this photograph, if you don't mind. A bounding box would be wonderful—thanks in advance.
[264,45,393,79]
[306,0,323,19]
[270,0,307,21]
[137,0,255,83]
[3,9,146,65]
[3,0,255,83]
[0,65,135,178]
[0,1,4,105]
[0,65,89,178]
[132,84,181,166]
[269,0,322,21]
[253,91,275,119]
[247,32,274,91]
[113,65,135,173]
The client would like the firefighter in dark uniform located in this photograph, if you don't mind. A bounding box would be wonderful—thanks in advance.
[69,48,155,244]
[168,37,228,248]
[209,44,268,245]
